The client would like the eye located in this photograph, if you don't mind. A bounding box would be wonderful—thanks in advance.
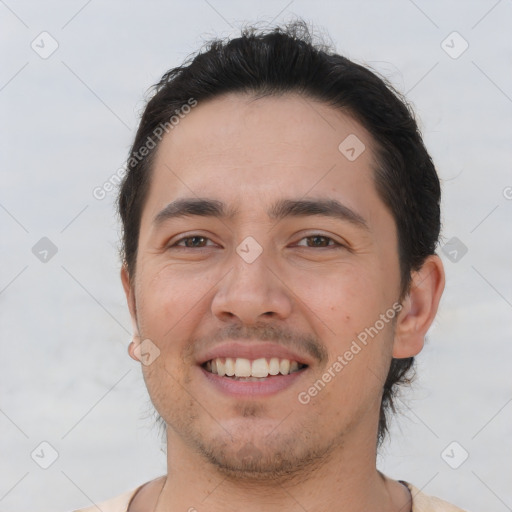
[171,235,216,248]
[168,234,344,250]
[295,234,344,248]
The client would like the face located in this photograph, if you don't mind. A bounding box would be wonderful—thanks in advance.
[123,93,409,478]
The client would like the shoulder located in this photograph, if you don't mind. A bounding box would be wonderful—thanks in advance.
[71,484,144,512]
[404,482,470,512]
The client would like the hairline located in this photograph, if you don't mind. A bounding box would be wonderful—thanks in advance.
[124,90,409,294]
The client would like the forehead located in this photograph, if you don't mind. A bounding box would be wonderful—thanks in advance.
[143,92,384,225]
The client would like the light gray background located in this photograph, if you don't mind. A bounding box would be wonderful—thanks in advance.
[1,1,511,511]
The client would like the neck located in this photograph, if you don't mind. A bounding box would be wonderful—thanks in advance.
[153,424,408,512]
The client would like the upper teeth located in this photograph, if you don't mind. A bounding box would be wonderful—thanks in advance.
[205,357,303,377]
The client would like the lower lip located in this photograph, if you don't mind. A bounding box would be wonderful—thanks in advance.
[199,366,308,398]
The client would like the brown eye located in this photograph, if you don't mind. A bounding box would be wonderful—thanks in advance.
[173,236,212,248]
[296,235,342,248]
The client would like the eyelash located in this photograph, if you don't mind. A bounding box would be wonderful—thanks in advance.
[170,234,344,249]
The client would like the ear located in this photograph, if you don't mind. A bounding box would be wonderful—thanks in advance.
[121,264,141,362]
[392,254,445,358]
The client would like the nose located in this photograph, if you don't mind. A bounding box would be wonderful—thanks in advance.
[211,245,293,325]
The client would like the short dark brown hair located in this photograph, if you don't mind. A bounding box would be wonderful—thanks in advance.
[118,20,441,446]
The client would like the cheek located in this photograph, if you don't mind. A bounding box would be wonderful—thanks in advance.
[298,264,394,383]
[296,262,382,334]
[135,265,210,338]
[140,358,189,425]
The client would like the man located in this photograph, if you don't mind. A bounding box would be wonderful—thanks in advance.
[75,20,467,512]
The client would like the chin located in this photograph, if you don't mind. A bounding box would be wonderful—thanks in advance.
[189,426,337,483]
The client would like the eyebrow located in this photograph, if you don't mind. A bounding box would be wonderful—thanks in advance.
[153,197,370,231]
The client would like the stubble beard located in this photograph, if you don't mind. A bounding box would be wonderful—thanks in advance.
[163,397,345,486]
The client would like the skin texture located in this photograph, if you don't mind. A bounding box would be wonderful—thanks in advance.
[121,92,445,512]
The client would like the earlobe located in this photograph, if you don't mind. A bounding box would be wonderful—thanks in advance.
[128,338,141,361]
[392,255,445,358]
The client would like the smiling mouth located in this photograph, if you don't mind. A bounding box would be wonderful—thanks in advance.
[202,357,308,380]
